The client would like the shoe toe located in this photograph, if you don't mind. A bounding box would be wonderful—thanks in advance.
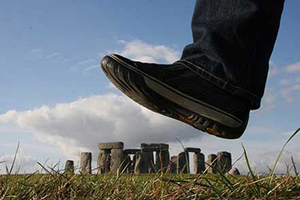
[101,55,114,73]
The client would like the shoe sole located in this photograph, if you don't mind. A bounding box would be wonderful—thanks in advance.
[101,54,248,139]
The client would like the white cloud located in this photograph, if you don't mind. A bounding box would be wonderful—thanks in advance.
[281,84,300,103]
[268,61,280,78]
[27,48,43,59]
[0,94,202,160]
[285,62,300,73]
[259,89,277,111]
[107,82,117,90]
[85,65,99,72]
[0,154,39,174]
[77,59,94,66]
[117,40,180,63]
[279,79,291,86]
[45,53,60,59]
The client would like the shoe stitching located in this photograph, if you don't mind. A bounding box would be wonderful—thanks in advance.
[179,59,260,101]
[159,65,187,80]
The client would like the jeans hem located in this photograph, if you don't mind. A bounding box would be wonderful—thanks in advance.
[179,59,261,109]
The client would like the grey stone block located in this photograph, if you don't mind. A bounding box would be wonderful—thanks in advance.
[194,152,205,174]
[177,151,189,173]
[185,147,201,153]
[155,149,170,172]
[110,149,123,174]
[97,149,111,174]
[169,156,178,173]
[134,151,150,174]
[146,151,155,173]
[228,167,240,175]
[217,151,232,173]
[141,143,169,150]
[121,153,131,173]
[65,160,74,174]
[206,154,217,174]
[98,142,124,150]
[80,152,92,174]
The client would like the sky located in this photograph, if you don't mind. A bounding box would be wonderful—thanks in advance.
[0,0,300,174]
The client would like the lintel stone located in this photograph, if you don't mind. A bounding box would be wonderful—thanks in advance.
[123,149,141,154]
[98,142,124,150]
[185,147,201,153]
[141,143,169,150]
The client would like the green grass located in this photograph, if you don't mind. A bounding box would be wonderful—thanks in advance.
[1,172,300,199]
[0,127,299,199]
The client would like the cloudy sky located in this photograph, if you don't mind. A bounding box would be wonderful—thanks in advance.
[0,0,300,174]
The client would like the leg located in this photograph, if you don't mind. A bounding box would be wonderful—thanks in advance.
[182,0,285,109]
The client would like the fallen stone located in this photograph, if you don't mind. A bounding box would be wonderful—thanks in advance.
[228,167,240,175]
[185,147,201,153]
[98,142,124,150]
[65,160,74,174]
[194,152,205,174]
[110,149,123,174]
[123,149,141,154]
[206,154,217,174]
[80,152,92,174]
[177,151,189,173]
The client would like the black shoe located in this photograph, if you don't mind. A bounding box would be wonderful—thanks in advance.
[101,54,250,139]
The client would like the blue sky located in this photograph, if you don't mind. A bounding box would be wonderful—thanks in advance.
[0,0,300,174]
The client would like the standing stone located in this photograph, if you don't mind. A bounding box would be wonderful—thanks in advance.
[155,149,170,172]
[194,152,205,174]
[228,167,240,175]
[146,151,155,173]
[134,151,150,174]
[121,153,131,173]
[177,151,189,173]
[217,151,232,173]
[206,154,217,174]
[65,160,74,174]
[80,152,92,174]
[169,156,178,173]
[110,149,123,174]
[97,149,111,174]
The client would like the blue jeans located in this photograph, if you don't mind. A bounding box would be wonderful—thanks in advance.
[181,0,285,109]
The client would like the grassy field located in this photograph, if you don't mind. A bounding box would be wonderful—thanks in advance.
[1,172,300,199]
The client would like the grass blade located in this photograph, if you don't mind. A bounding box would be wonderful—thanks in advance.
[242,143,261,198]
[9,142,20,175]
[291,156,299,176]
[270,127,300,183]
